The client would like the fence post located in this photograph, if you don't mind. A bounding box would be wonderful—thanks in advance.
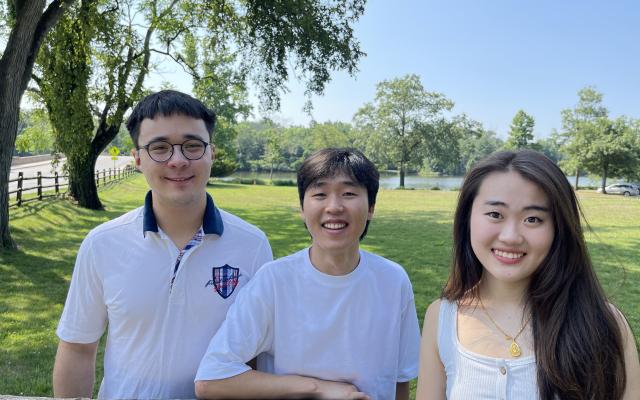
[108,168,112,182]
[55,172,59,194]
[17,172,23,207]
[37,171,42,200]
[103,169,106,186]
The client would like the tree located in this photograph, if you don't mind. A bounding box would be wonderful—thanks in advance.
[236,121,270,171]
[505,110,535,150]
[0,0,73,249]
[33,0,366,209]
[354,74,454,187]
[459,128,503,173]
[535,130,563,164]
[36,0,98,207]
[261,123,285,180]
[420,114,481,175]
[561,87,639,191]
[307,121,353,151]
[560,87,608,189]
[578,117,639,191]
[15,108,55,155]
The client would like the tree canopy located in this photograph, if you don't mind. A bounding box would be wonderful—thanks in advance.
[30,0,367,209]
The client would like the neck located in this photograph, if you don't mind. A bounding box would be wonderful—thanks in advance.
[309,245,360,276]
[478,276,529,307]
[153,194,206,247]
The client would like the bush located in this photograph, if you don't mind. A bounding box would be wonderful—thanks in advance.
[271,179,296,186]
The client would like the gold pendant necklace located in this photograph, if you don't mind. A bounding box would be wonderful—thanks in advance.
[478,296,532,357]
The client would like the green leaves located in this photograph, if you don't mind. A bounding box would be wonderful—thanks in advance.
[354,74,456,186]
[560,87,640,187]
[505,109,535,150]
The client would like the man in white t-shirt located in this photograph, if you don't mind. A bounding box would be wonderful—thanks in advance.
[195,148,420,400]
[52,90,272,399]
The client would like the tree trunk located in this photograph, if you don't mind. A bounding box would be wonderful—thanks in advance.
[1,0,66,249]
[68,152,103,209]
[0,102,20,249]
[399,162,405,188]
[600,164,608,194]
[574,168,580,191]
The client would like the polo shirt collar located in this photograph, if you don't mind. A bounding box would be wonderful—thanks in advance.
[143,191,224,236]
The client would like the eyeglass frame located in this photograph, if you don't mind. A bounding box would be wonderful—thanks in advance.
[138,138,211,163]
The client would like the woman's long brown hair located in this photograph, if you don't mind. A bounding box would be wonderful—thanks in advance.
[442,150,627,400]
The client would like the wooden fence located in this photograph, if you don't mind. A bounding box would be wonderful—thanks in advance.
[8,165,136,208]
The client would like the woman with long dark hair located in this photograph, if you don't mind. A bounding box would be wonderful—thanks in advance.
[416,150,640,399]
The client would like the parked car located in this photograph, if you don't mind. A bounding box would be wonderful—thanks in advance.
[596,183,640,196]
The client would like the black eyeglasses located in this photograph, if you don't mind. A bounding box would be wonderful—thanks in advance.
[139,139,210,162]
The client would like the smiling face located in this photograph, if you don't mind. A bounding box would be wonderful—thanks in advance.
[132,113,214,211]
[470,170,555,287]
[301,172,374,257]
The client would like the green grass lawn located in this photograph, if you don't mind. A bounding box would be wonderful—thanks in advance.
[1,175,639,397]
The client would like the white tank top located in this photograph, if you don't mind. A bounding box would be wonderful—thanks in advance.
[438,299,539,400]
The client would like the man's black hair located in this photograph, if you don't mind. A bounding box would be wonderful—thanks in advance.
[126,90,216,147]
[297,148,379,240]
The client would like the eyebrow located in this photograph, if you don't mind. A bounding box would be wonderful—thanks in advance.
[311,179,359,188]
[148,133,206,142]
[484,200,550,212]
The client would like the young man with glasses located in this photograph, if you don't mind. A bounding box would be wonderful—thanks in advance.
[53,90,272,399]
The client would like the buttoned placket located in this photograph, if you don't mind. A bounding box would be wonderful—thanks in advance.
[495,359,508,400]
[165,228,204,303]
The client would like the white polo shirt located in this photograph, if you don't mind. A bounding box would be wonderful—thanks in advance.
[57,191,272,399]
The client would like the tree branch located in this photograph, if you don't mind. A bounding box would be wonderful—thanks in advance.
[149,48,199,78]
[20,0,74,94]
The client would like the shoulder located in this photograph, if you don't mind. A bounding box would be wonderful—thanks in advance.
[425,299,443,326]
[608,303,634,342]
[255,250,305,278]
[85,207,143,242]
[362,250,410,281]
[218,208,268,242]
[420,299,443,353]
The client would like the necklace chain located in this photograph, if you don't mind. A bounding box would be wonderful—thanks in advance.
[478,296,532,357]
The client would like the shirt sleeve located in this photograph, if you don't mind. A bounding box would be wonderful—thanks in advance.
[56,234,108,343]
[195,266,275,381]
[396,277,421,382]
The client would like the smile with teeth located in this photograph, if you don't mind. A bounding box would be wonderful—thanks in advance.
[493,249,525,259]
[166,176,192,182]
[322,222,347,230]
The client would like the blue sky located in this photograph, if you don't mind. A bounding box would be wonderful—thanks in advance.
[150,0,640,139]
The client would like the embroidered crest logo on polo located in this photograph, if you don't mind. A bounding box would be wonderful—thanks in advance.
[205,264,240,299]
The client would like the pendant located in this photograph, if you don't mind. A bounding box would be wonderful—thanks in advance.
[509,340,522,357]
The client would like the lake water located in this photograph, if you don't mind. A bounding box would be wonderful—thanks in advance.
[220,171,602,190]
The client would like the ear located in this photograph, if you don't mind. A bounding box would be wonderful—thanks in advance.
[131,148,142,169]
[210,143,216,161]
[367,203,376,221]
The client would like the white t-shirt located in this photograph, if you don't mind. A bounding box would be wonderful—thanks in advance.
[57,193,272,399]
[196,248,420,400]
